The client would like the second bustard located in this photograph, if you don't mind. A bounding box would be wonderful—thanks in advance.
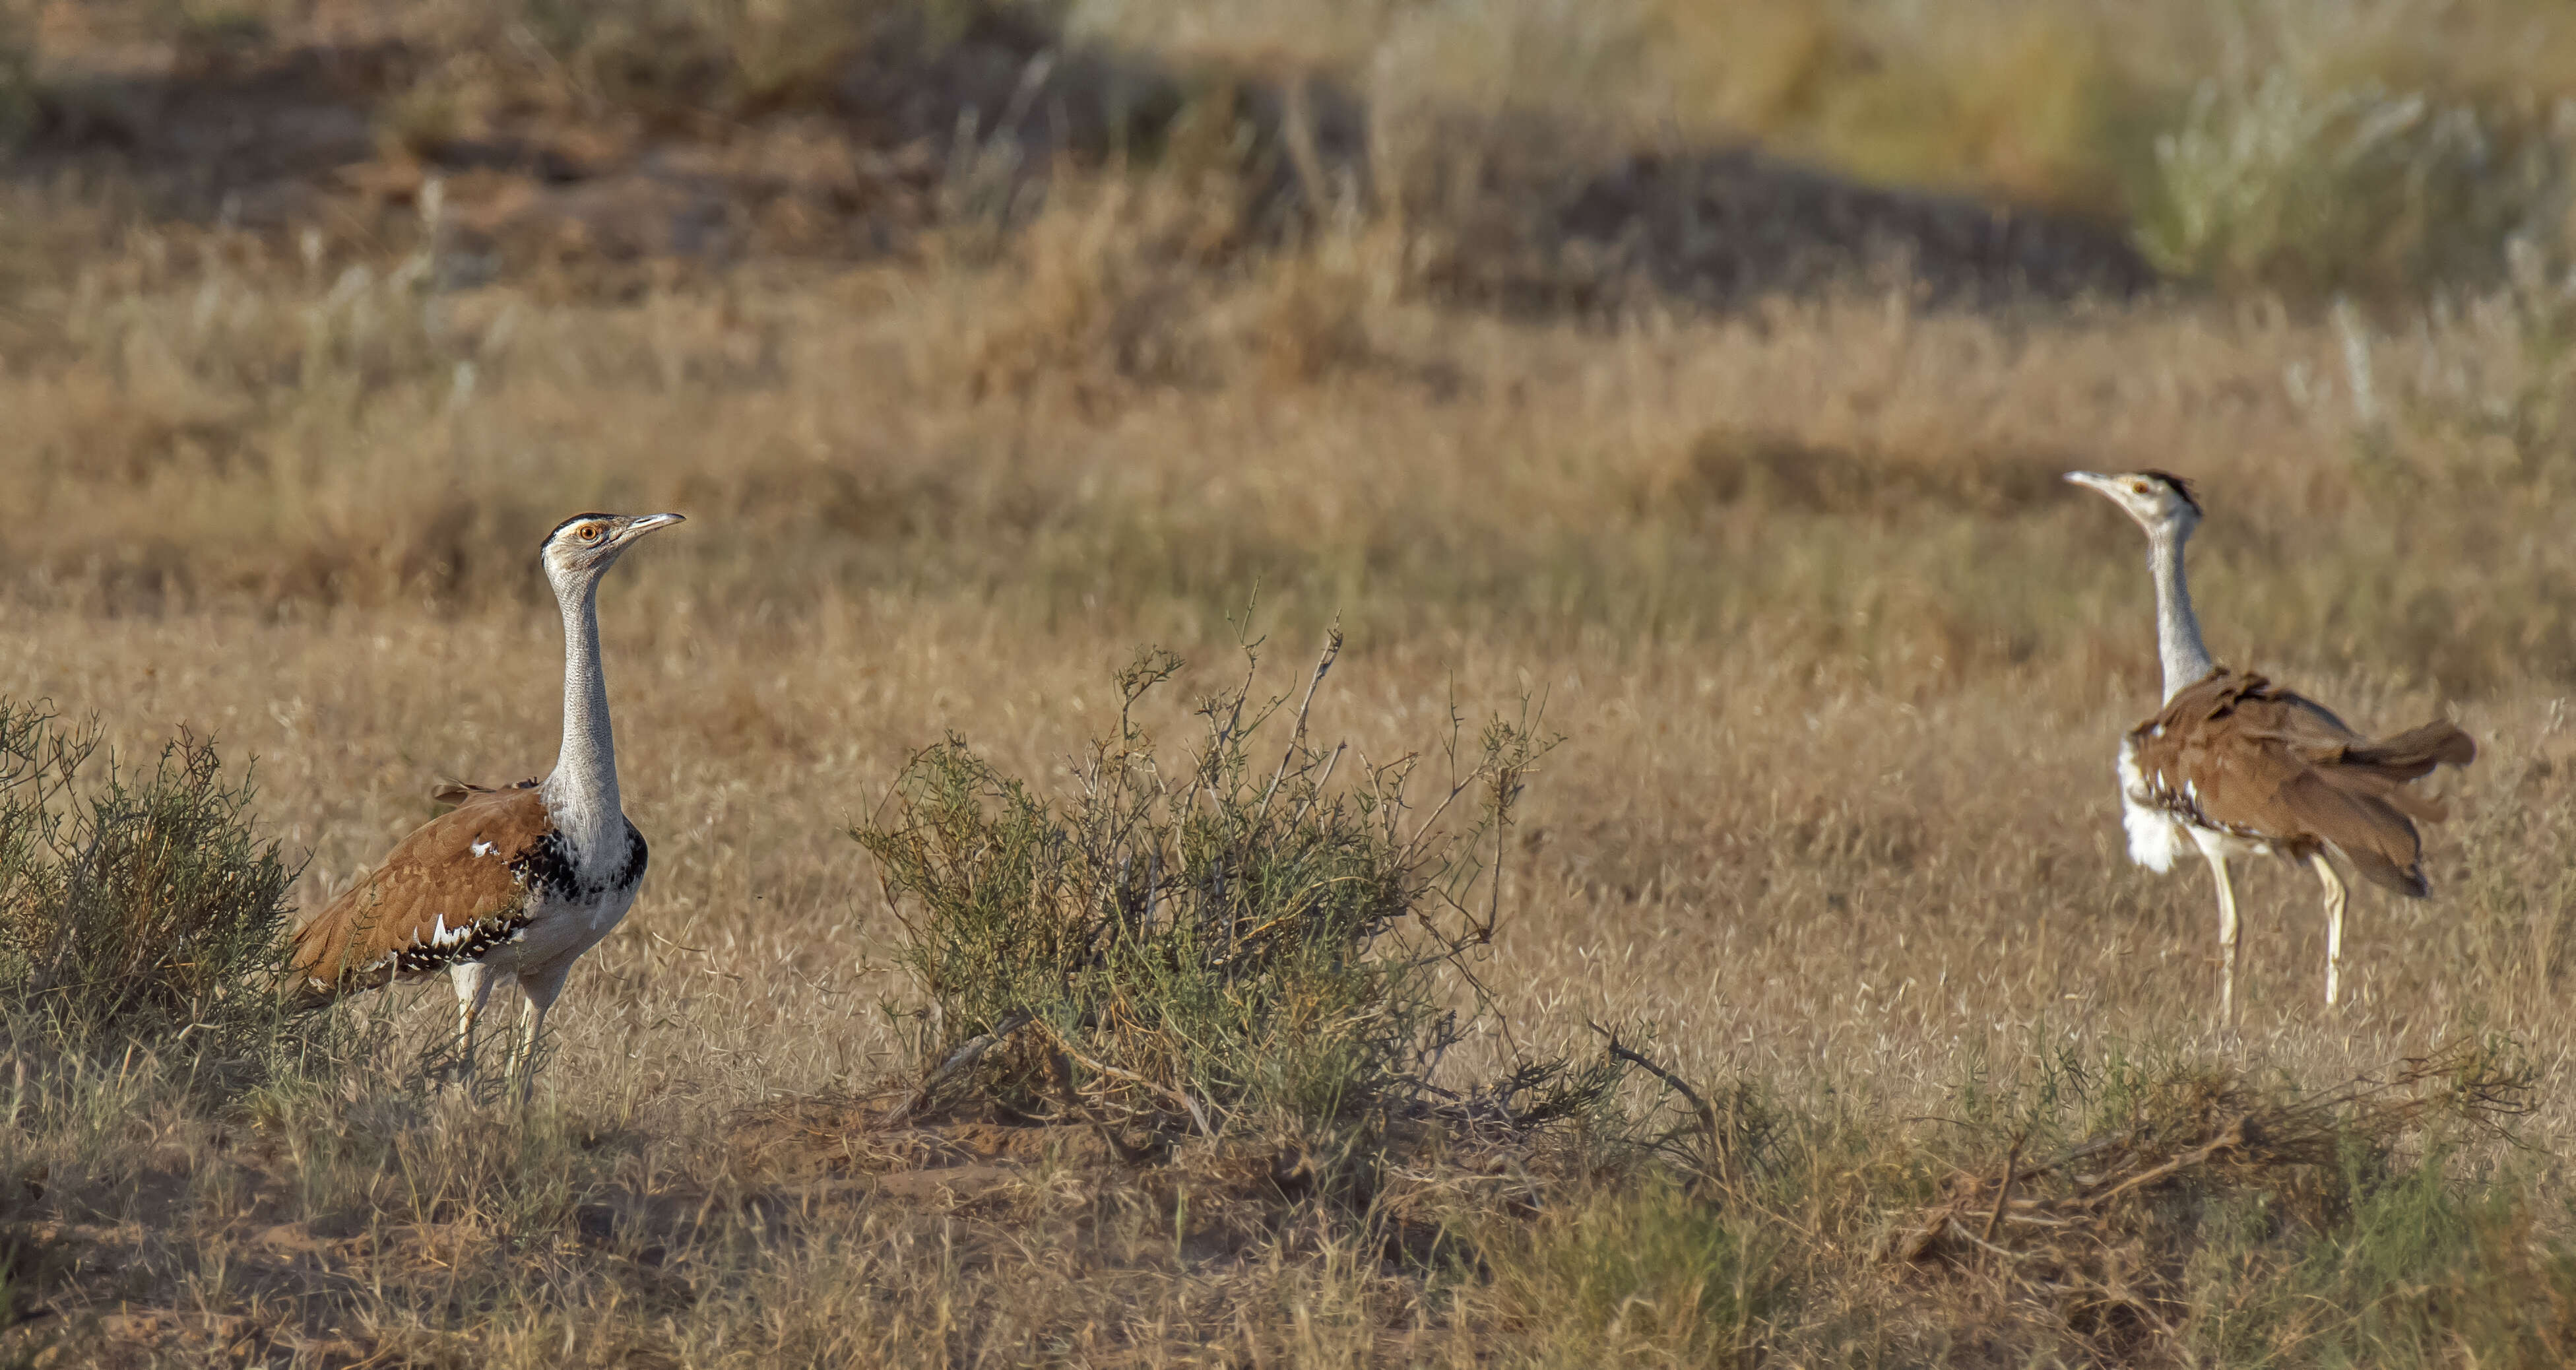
[2069,471,2473,1023]
[291,511,683,1092]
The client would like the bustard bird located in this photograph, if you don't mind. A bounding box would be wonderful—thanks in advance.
[291,512,683,1091]
[2067,471,2473,1022]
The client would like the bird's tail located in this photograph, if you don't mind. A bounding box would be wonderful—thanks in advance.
[2295,718,2476,896]
[2339,720,2478,783]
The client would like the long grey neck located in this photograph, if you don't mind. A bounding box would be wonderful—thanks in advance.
[541,573,622,854]
[2147,527,2216,701]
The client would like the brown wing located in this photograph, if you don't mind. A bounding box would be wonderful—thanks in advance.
[290,787,560,1004]
[2128,670,2474,896]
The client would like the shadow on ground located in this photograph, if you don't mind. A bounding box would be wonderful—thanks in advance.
[10,9,2159,311]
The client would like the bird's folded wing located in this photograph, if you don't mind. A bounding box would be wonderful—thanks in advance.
[2265,766,2432,895]
[2131,671,2466,897]
[291,787,559,997]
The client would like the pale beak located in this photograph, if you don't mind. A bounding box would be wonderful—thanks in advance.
[2063,471,2116,497]
[620,513,686,540]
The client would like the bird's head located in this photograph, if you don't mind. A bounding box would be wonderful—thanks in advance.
[540,511,685,587]
[2065,470,2201,539]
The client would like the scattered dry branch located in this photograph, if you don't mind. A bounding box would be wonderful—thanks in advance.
[1890,1038,2536,1356]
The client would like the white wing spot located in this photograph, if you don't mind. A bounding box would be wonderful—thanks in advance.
[471,839,497,857]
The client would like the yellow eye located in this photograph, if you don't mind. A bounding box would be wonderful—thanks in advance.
[581,525,602,541]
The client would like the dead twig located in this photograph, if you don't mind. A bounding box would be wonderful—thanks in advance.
[1033,1016,1217,1138]
[896,1010,1033,1125]
[2073,1116,2246,1212]
[1589,1021,1728,1190]
[1983,1130,2025,1245]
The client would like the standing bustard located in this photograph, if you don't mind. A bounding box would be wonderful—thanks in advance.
[292,512,684,1091]
[2067,471,2474,1022]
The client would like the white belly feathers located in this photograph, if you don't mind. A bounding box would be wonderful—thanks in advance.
[2116,738,2187,872]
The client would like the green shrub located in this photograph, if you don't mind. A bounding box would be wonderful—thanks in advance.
[855,632,1551,1146]
[2133,70,2574,298]
[0,701,307,1094]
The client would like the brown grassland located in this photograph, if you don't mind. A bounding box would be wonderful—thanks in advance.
[9,0,2576,1364]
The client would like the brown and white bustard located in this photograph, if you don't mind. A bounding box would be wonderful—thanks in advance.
[2067,471,2473,1023]
[290,512,683,1092]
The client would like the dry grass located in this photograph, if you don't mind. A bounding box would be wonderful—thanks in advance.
[7,0,2576,1365]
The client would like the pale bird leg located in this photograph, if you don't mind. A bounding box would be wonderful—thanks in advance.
[2311,853,2350,1008]
[449,962,497,1076]
[507,963,571,1103]
[2202,846,2241,1028]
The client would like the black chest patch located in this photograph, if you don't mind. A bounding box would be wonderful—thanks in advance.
[509,830,583,904]
[612,824,649,894]
[379,822,649,983]
[505,823,648,905]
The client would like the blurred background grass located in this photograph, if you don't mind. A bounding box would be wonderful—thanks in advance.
[4,0,2575,690]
